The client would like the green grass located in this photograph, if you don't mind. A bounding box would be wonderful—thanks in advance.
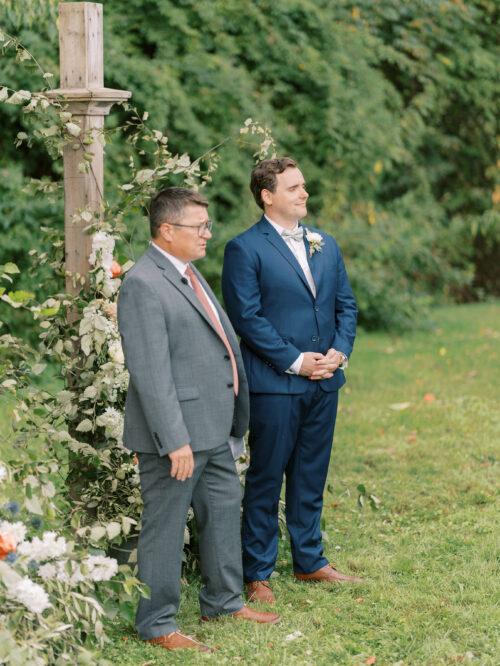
[2,303,499,664]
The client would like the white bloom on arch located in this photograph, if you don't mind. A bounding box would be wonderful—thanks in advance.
[0,520,27,546]
[96,407,124,443]
[7,577,51,614]
[39,560,85,586]
[18,531,68,562]
[108,339,125,365]
[84,554,118,582]
[89,231,115,275]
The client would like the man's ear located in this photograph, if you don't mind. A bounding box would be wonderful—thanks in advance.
[159,222,174,242]
[261,188,273,207]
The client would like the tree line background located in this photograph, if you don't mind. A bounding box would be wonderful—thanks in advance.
[1,0,498,333]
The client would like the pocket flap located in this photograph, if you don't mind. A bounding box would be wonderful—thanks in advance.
[176,387,200,401]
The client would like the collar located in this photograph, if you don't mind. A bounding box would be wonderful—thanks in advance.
[151,241,189,276]
[264,215,300,236]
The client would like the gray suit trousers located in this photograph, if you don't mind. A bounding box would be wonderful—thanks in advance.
[135,443,244,639]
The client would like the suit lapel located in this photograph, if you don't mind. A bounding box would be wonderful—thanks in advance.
[303,228,323,295]
[258,217,315,300]
[147,245,220,338]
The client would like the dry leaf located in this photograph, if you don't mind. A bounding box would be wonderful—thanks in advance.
[365,657,376,665]
[389,402,411,411]
[423,393,436,402]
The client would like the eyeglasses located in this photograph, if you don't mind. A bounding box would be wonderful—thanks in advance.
[167,220,213,237]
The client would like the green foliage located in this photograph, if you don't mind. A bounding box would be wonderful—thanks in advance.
[1,0,498,330]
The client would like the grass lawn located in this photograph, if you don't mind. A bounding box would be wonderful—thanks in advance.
[2,303,499,664]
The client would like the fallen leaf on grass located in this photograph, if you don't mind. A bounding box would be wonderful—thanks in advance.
[423,393,436,402]
[389,402,411,411]
[407,431,418,443]
[365,657,376,665]
[355,597,364,603]
[284,630,304,642]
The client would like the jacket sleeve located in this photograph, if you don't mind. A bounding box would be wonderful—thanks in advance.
[117,274,190,456]
[330,242,357,358]
[222,238,301,372]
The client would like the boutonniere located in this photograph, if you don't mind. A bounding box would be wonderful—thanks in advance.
[305,230,324,257]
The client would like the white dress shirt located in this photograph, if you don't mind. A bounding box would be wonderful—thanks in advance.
[151,242,245,459]
[265,216,317,374]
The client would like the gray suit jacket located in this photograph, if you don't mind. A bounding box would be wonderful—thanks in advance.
[117,244,249,456]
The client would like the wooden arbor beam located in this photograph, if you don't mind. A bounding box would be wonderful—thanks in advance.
[47,2,131,294]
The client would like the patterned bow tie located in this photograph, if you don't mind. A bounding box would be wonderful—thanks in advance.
[281,228,304,243]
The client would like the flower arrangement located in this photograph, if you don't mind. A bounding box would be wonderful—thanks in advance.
[0,462,143,664]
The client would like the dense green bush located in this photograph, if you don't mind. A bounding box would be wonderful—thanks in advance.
[1,0,498,331]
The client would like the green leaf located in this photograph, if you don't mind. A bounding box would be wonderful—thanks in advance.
[7,290,34,303]
[2,262,20,274]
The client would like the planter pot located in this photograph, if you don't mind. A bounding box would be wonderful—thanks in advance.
[107,536,139,566]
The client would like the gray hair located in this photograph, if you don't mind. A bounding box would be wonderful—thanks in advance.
[149,187,208,237]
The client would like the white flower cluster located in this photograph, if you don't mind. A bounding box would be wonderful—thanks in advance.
[18,532,67,562]
[6,577,51,615]
[89,232,120,297]
[39,554,118,585]
[38,560,81,585]
[108,339,125,365]
[78,299,128,407]
[96,408,124,444]
[0,521,27,546]
[84,555,119,582]
[89,231,114,273]
[79,301,117,356]
[0,464,7,482]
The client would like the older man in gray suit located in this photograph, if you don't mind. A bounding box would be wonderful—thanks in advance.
[118,188,279,654]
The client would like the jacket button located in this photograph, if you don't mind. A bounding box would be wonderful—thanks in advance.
[311,336,318,342]
[224,354,230,360]
[227,382,234,388]
[314,305,320,311]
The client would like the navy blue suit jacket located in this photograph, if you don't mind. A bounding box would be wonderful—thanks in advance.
[222,216,357,394]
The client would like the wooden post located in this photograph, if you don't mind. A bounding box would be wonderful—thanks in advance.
[48,2,131,294]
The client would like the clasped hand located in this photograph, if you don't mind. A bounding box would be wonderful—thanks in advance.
[299,349,343,381]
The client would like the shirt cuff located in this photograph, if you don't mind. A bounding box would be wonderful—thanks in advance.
[228,436,245,460]
[286,353,304,375]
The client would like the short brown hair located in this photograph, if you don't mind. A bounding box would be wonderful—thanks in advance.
[250,157,297,210]
[149,187,208,237]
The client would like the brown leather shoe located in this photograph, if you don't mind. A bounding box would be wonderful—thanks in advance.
[201,604,280,624]
[146,631,213,653]
[246,580,276,605]
[294,564,363,584]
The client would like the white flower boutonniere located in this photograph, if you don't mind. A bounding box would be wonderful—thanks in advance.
[305,230,324,257]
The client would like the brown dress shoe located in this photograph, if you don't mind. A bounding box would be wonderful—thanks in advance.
[294,564,363,584]
[146,631,213,653]
[246,580,276,605]
[201,604,280,624]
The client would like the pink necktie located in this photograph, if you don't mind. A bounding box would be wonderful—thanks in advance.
[185,265,239,396]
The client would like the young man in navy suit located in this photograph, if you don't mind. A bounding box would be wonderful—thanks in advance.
[222,157,362,605]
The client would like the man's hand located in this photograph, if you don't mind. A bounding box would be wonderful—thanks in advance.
[299,352,326,378]
[309,348,343,381]
[168,444,194,481]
